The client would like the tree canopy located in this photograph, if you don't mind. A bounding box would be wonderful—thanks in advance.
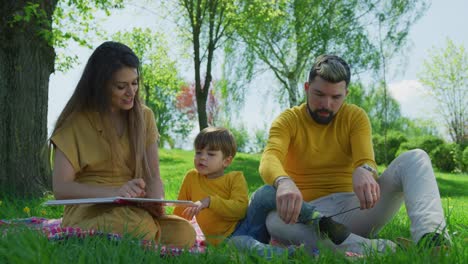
[113,28,194,148]
[231,0,429,107]
[419,39,468,146]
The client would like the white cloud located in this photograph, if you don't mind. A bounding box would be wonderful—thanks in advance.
[388,80,438,119]
[388,80,450,139]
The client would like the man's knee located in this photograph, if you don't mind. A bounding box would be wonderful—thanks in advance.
[399,148,430,162]
[252,185,276,198]
[250,185,276,206]
[395,148,432,169]
[266,211,281,230]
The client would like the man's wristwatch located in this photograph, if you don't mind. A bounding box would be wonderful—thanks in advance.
[361,163,378,178]
[274,176,291,188]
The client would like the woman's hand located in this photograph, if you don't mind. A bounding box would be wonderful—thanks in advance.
[117,178,146,198]
[181,197,210,220]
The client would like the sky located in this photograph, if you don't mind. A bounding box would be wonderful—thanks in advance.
[48,0,468,142]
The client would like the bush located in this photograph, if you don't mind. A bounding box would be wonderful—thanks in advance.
[430,143,462,172]
[396,135,444,157]
[228,125,250,153]
[250,128,268,154]
[373,131,408,165]
[463,146,468,172]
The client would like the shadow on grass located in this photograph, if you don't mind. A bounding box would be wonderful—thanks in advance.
[436,177,468,198]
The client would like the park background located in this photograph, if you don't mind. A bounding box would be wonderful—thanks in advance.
[1,0,467,263]
[46,0,468,170]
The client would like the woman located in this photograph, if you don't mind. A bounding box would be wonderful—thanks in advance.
[50,41,195,247]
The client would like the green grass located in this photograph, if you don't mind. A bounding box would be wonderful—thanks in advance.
[1,148,467,263]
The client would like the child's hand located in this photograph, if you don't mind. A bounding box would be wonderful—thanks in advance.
[182,197,210,220]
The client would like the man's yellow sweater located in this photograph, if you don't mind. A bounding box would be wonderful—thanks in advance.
[260,103,377,202]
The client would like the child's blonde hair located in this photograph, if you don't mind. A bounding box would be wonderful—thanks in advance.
[194,127,237,158]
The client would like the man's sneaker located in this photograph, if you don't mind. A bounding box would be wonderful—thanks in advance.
[335,233,397,255]
[418,232,450,248]
[418,233,450,255]
[317,217,351,245]
[396,233,450,256]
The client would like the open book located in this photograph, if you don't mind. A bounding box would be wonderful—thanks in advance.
[44,197,196,207]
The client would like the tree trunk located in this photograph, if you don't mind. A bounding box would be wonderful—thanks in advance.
[287,76,300,107]
[0,1,57,197]
[196,92,208,130]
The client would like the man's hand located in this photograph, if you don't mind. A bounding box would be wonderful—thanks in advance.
[182,197,210,220]
[352,167,380,209]
[276,178,303,224]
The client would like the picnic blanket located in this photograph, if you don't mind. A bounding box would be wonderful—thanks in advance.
[0,217,207,256]
[1,217,363,258]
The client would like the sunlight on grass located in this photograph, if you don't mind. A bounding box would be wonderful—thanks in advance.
[1,149,467,263]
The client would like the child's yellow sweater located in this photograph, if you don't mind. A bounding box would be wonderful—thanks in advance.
[174,169,249,245]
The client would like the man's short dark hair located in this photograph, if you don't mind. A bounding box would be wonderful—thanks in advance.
[308,55,351,87]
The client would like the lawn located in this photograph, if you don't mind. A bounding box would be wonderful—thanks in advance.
[0,148,467,263]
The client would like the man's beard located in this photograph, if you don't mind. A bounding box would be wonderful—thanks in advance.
[307,104,335,125]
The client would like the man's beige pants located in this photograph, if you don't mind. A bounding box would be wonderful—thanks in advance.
[266,149,449,248]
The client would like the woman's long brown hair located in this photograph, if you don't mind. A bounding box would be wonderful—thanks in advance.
[50,41,150,180]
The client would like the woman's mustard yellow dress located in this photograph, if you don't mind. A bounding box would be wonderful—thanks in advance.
[51,106,195,247]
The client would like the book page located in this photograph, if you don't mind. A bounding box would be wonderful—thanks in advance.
[44,197,196,207]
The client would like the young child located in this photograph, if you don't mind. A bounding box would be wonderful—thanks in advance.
[174,127,299,257]
[174,127,395,257]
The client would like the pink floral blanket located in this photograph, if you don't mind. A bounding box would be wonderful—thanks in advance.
[0,217,206,256]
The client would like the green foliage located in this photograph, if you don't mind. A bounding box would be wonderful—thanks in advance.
[6,2,53,46]
[51,0,125,71]
[396,135,445,158]
[418,39,468,145]
[9,2,49,30]
[219,42,251,118]
[112,28,194,148]
[346,83,367,107]
[346,82,425,137]
[227,125,250,154]
[431,143,463,173]
[365,84,407,135]
[348,81,442,138]
[373,131,408,165]
[175,0,237,129]
[397,136,466,173]
[250,128,269,154]
[232,0,429,107]
[463,146,468,172]
[1,149,467,263]
[399,118,440,138]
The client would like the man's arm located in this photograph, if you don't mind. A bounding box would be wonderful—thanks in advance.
[349,108,380,209]
[259,111,303,224]
[274,177,303,224]
[352,166,380,209]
